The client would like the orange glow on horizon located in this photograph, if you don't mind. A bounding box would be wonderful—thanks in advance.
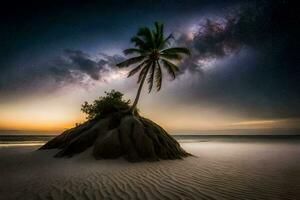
[1,84,300,134]
[0,95,86,132]
[0,118,83,132]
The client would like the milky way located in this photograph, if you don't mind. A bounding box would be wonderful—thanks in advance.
[0,0,299,133]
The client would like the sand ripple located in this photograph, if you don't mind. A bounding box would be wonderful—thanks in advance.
[1,142,300,200]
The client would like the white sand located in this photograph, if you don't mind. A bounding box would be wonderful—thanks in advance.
[1,142,300,200]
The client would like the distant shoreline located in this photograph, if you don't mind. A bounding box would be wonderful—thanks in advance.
[1,134,300,147]
[1,134,300,136]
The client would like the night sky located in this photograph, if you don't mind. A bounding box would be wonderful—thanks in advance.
[0,0,299,134]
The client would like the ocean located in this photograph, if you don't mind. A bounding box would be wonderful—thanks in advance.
[1,134,299,147]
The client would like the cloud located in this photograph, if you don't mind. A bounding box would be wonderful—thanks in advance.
[0,49,125,100]
[49,49,125,81]
[167,0,300,119]
[62,49,103,80]
[192,18,241,59]
[176,1,297,73]
[1,0,298,121]
[174,15,242,74]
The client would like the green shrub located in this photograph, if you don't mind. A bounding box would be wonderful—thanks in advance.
[81,90,131,120]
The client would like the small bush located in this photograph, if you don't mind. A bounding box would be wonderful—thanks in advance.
[81,90,131,120]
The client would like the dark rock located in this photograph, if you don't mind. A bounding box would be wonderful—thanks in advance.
[40,113,191,162]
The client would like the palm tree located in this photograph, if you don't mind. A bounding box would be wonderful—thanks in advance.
[117,22,190,113]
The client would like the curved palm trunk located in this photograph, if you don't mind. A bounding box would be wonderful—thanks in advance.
[131,69,148,113]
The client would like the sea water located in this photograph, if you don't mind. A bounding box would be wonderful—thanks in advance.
[1,134,299,147]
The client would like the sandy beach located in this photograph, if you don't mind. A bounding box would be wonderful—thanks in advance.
[1,141,300,200]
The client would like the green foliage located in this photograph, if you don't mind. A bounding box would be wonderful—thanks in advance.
[81,90,131,120]
[117,22,191,93]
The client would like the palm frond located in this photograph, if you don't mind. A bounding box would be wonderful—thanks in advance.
[154,22,160,39]
[131,36,147,49]
[160,53,183,60]
[159,33,173,49]
[137,62,151,83]
[127,61,147,77]
[121,22,191,95]
[154,22,164,48]
[147,62,156,93]
[155,61,162,91]
[161,47,191,55]
[137,27,155,48]
[161,59,179,80]
[116,56,145,68]
[123,48,145,56]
